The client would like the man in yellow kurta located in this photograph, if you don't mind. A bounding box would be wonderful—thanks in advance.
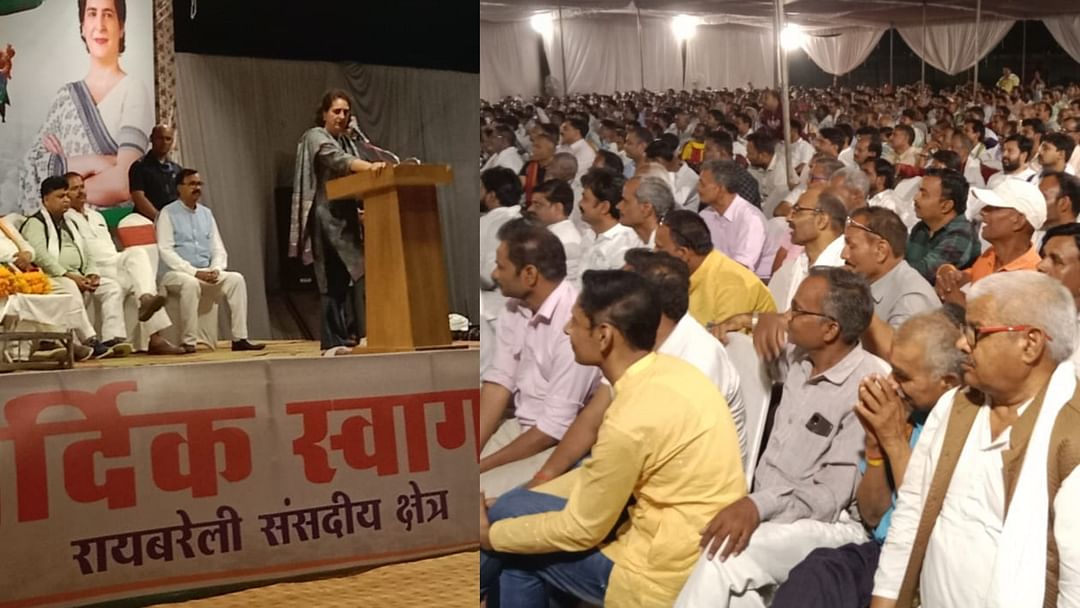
[655,208,776,327]
[996,66,1020,93]
[480,269,746,607]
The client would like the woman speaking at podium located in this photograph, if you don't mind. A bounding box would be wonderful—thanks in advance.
[290,90,387,352]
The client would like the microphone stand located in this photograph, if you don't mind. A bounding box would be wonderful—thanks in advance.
[348,119,419,165]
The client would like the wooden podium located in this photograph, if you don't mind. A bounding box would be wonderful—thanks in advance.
[326,164,455,353]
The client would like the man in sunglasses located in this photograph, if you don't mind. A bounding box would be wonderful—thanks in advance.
[872,270,1080,608]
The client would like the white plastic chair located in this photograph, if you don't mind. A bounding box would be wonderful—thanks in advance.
[3,213,27,232]
[117,213,220,350]
[725,331,773,488]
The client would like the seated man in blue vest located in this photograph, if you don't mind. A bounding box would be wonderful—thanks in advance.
[156,169,264,352]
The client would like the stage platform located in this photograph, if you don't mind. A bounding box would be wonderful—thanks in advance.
[0,344,480,608]
[147,551,477,607]
[1,339,480,374]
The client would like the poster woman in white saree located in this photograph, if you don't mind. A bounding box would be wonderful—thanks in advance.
[18,0,151,214]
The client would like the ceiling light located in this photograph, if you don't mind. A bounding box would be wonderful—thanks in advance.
[781,24,807,51]
[530,12,554,37]
[672,14,701,42]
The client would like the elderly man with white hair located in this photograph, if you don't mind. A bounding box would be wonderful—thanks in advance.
[828,166,871,213]
[870,270,1080,608]
[617,174,675,249]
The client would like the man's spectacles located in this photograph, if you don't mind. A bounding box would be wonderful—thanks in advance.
[790,303,836,323]
[846,216,884,239]
[963,323,1049,348]
[791,205,821,216]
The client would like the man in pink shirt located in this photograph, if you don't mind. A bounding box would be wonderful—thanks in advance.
[698,159,778,281]
[479,218,602,498]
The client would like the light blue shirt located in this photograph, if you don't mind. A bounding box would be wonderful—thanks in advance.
[156,200,228,275]
[861,412,927,544]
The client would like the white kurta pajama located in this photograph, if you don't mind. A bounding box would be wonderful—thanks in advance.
[66,208,171,348]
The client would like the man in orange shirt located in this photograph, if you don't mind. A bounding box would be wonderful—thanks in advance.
[936,180,1044,305]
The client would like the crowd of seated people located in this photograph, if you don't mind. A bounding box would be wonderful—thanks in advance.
[478,81,1080,607]
[1,132,263,363]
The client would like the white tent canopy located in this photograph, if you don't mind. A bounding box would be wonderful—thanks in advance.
[480,0,1080,99]
[481,0,1077,28]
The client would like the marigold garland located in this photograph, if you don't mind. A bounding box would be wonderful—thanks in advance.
[0,264,51,297]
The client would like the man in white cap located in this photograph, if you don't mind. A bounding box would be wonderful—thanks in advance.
[936,179,1045,306]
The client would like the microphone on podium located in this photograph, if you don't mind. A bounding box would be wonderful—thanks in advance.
[348,117,411,165]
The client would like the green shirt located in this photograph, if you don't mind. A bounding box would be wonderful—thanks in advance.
[20,213,95,277]
[905,215,980,285]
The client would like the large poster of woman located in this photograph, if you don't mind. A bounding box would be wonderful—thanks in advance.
[0,0,154,217]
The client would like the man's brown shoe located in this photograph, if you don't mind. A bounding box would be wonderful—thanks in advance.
[138,294,167,322]
[147,334,186,355]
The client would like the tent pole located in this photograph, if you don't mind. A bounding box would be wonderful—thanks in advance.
[636,5,645,91]
[889,27,894,88]
[1021,20,1027,84]
[682,40,688,90]
[921,1,927,88]
[558,2,568,96]
[972,0,981,97]
[773,0,793,190]
[772,23,780,88]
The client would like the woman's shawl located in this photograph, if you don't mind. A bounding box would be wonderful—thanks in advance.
[289,127,364,265]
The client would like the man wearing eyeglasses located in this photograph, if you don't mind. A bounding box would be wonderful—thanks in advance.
[773,310,964,608]
[481,124,525,174]
[677,267,888,608]
[769,190,848,312]
[871,271,1080,608]
[842,207,939,358]
[721,190,847,358]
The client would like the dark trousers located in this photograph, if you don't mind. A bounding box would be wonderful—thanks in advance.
[770,541,882,608]
[319,238,365,350]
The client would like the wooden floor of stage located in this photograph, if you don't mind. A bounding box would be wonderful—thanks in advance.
[83,340,324,369]
[3,340,479,374]
[147,551,478,607]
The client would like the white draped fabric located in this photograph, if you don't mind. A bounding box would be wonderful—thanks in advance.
[481,20,542,100]
[801,28,886,76]
[897,18,1015,75]
[640,17,684,91]
[686,25,776,90]
[543,15,657,94]
[1043,16,1080,64]
[481,16,772,98]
